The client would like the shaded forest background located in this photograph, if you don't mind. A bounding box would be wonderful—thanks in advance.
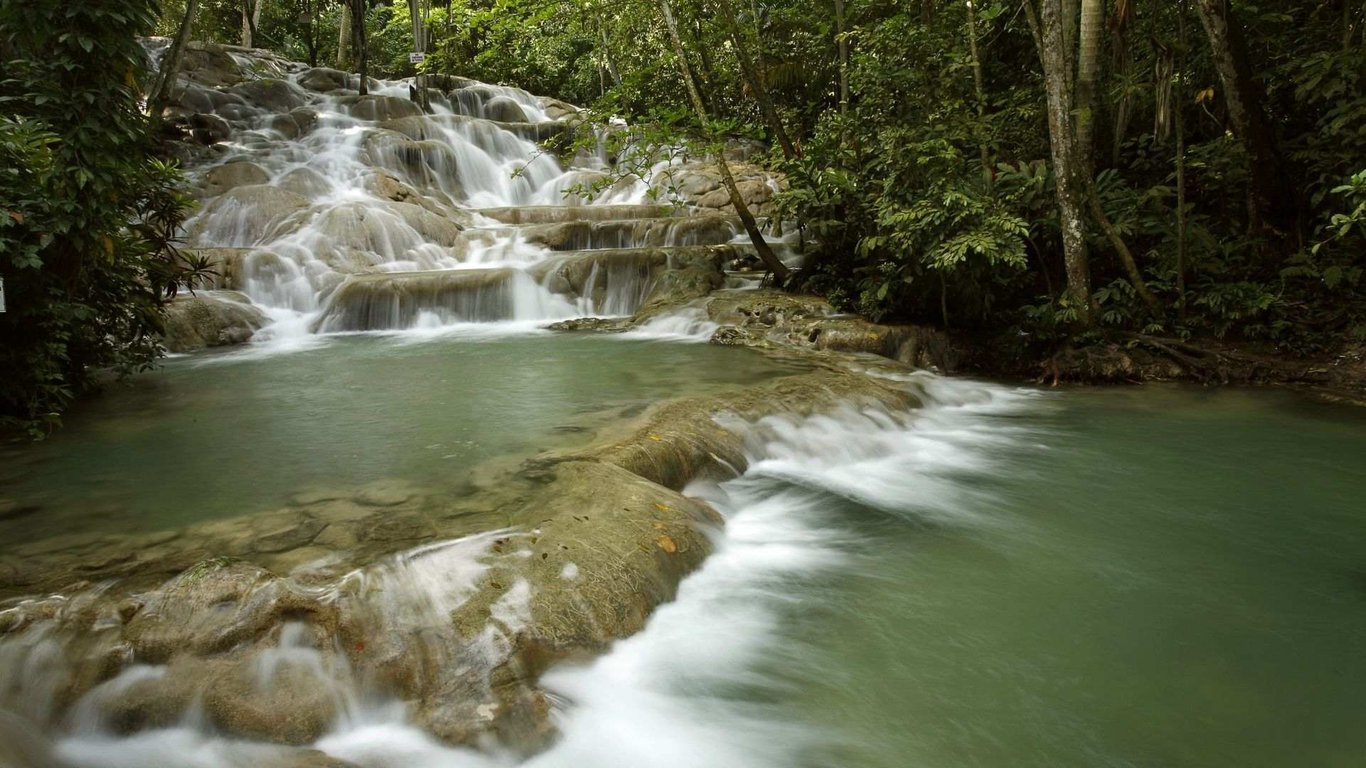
[3,0,1365,432]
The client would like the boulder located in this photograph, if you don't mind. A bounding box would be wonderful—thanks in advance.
[200,161,270,198]
[189,112,232,144]
[277,166,332,198]
[296,67,351,93]
[269,107,319,140]
[161,290,268,352]
[341,94,424,122]
[187,185,311,247]
[179,43,245,88]
[483,95,528,123]
[228,78,309,113]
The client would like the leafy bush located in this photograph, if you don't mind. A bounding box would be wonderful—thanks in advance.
[0,0,194,436]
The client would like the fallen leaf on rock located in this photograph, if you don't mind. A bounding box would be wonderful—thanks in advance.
[655,535,677,553]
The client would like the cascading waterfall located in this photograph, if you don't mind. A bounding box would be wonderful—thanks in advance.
[170,48,791,342]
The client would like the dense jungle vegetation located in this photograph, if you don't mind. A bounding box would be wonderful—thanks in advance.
[4,0,1366,432]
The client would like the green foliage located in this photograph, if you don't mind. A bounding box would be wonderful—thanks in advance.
[0,0,195,436]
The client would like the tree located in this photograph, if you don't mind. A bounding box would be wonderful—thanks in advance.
[0,0,195,435]
[655,0,791,283]
[1024,0,1095,323]
[1193,0,1295,241]
[147,0,202,132]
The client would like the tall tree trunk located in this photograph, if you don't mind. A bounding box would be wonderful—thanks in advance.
[241,0,261,48]
[655,0,791,283]
[922,0,936,25]
[1194,0,1293,239]
[596,12,622,87]
[337,3,352,69]
[408,0,430,111]
[1175,0,1188,320]
[1025,0,1093,325]
[965,0,992,186]
[148,0,200,132]
[834,0,851,118]
[1074,0,1103,174]
[717,0,797,159]
[348,0,369,96]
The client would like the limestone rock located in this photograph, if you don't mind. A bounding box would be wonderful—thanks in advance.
[180,43,245,88]
[229,78,309,113]
[200,161,270,198]
[297,67,352,93]
[189,112,232,144]
[342,94,424,122]
[161,290,268,352]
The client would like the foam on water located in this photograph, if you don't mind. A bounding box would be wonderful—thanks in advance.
[10,375,1043,768]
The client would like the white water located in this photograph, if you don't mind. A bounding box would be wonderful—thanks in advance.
[174,55,786,341]
[15,374,1042,767]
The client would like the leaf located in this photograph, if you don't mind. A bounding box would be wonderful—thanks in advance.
[655,535,677,553]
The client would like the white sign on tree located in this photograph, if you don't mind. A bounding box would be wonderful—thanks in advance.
[409,52,425,64]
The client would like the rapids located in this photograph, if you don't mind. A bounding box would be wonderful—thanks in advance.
[8,376,1364,767]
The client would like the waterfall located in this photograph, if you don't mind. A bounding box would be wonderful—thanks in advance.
[171,53,788,340]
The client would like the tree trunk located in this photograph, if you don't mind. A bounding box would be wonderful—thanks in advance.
[148,0,199,132]
[408,0,430,111]
[337,3,352,70]
[965,0,992,186]
[1074,0,1103,174]
[834,0,851,118]
[241,0,261,48]
[1176,0,1188,320]
[597,14,622,87]
[655,0,791,283]
[348,0,369,96]
[1025,0,1092,324]
[1193,0,1293,239]
[717,0,797,159]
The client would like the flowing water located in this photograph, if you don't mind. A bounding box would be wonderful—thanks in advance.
[4,47,1365,768]
[6,376,1365,767]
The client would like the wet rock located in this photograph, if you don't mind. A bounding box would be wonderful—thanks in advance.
[538,97,580,121]
[278,166,332,198]
[180,43,245,87]
[290,489,349,506]
[297,67,352,93]
[697,178,772,209]
[483,95,528,123]
[189,112,233,144]
[161,290,268,353]
[269,107,319,140]
[14,532,110,558]
[188,185,311,246]
[703,290,957,369]
[342,94,424,122]
[251,516,327,554]
[355,480,416,507]
[544,317,633,333]
[200,161,270,198]
[229,78,308,113]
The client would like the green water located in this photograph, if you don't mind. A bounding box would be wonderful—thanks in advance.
[0,334,802,546]
[788,386,1366,768]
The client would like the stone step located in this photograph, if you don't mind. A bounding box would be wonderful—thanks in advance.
[517,214,743,252]
[471,204,682,225]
